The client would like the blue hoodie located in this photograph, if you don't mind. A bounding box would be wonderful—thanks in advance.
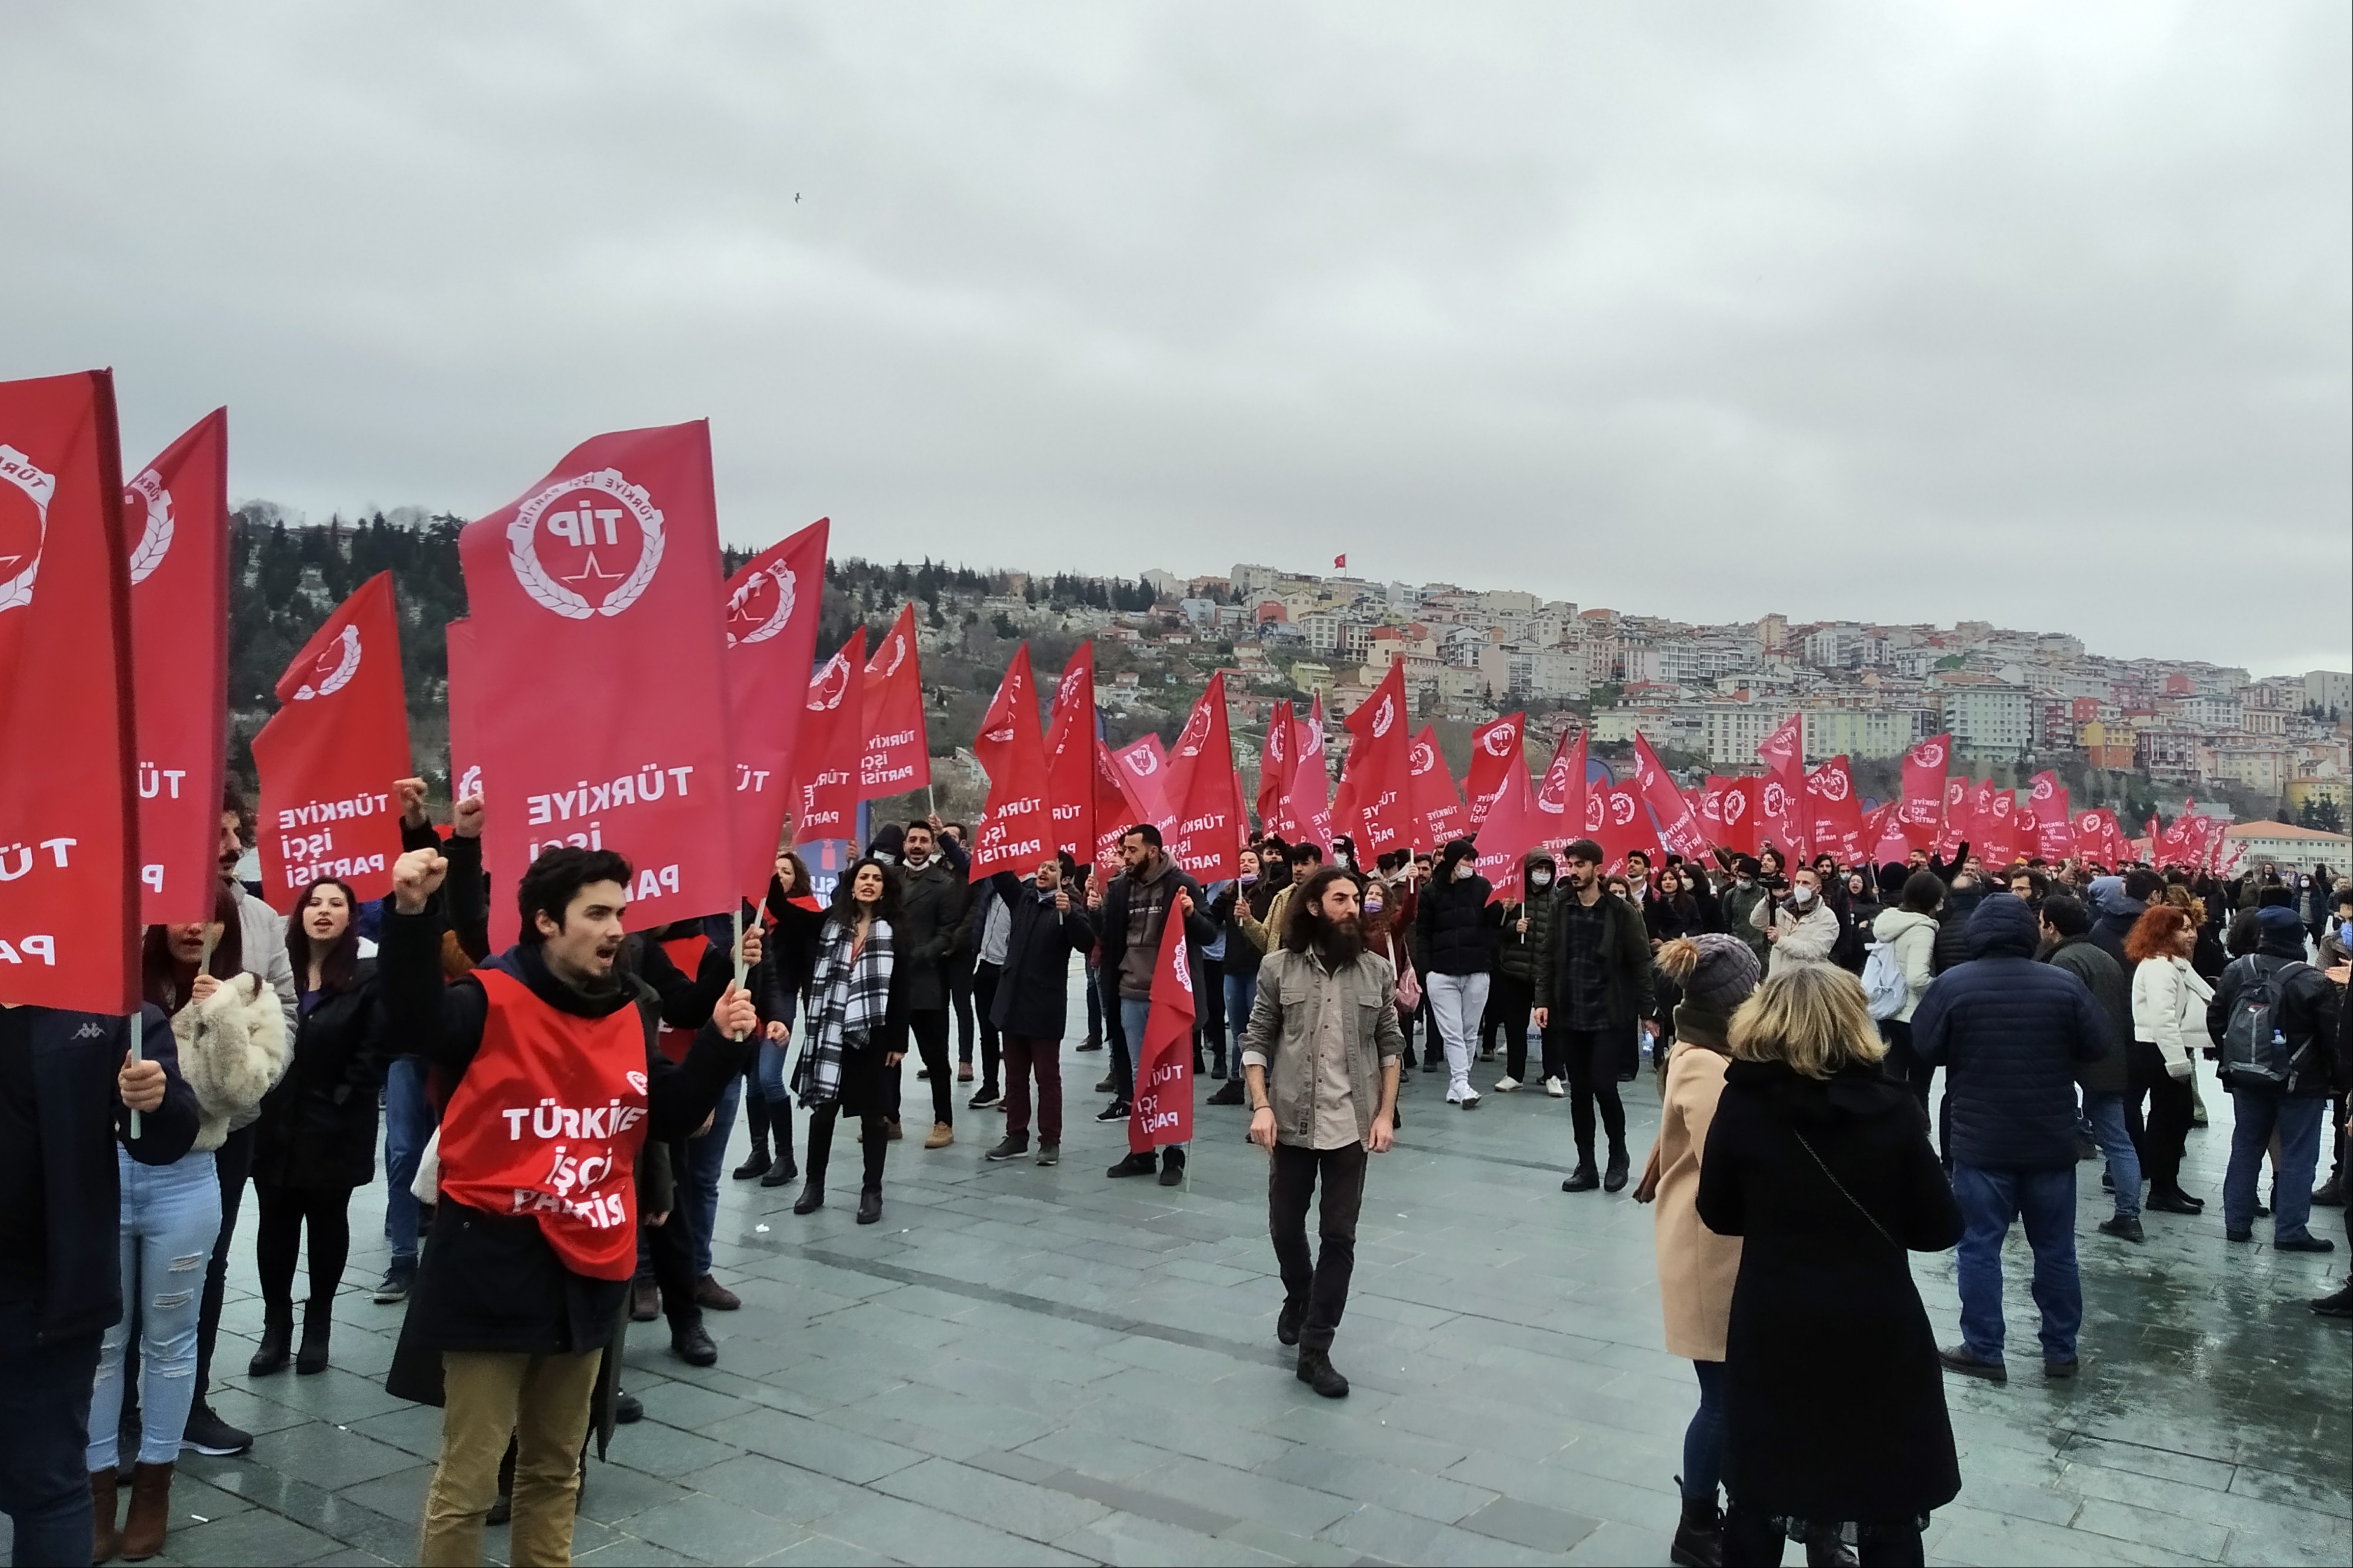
[1912,893,2109,1169]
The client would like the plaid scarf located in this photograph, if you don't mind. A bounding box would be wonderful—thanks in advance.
[792,915,895,1109]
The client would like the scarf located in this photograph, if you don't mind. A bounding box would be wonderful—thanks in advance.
[792,915,895,1108]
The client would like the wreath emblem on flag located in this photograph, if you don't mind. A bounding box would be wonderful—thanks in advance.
[124,468,174,586]
[506,469,665,620]
[725,563,796,647]
[0,444,56,615]
[294,625,362,701]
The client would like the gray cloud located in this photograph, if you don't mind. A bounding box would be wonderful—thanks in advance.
[6,1,2345,673]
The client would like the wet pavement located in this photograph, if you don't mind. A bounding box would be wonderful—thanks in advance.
[17,1042,2349,1566]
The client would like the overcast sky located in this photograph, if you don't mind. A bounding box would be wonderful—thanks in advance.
[7,2,2347,676]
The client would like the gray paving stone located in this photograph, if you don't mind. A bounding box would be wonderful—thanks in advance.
[1459,1495,1604,1553]
[1051,1510,1289,1567]
[806,1491,1094,1566]
[871,1455,1114,1543]
[628,1492,810,1563]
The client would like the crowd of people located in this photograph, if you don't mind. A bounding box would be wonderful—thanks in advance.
[6,775,2347,1567]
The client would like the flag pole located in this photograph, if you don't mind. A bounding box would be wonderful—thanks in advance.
[730,906,749,1041]
[128,1010,142,1139]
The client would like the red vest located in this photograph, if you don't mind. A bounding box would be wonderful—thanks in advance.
[436,967,649,1281]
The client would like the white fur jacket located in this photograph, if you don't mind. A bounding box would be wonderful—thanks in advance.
[170,972,292,1152]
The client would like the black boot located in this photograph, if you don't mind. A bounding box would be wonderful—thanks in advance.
[247,1305,293,1376]
[731,1139,771,1180]
[1295,1347,1349,1398]
[856,1187,884,1225]
[1207,1080,1245,1106]
[1669,1492,1723,1567]
[1604,1145,1631,1194]
[792,1177,825,1215]
[296,1299,332,1374]
[761,1151,801,1187]
[1561,1155,1599,1193]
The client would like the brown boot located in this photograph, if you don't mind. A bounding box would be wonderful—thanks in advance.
[90,1467,121,1563]
[118,1461,174,1562]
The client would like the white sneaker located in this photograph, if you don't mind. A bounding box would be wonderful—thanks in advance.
[1544,1076,1565,1097]
[1458,1090,1481,1109]
[1492,1076,1521,1093]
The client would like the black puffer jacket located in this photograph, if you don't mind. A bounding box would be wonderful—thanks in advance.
[1930,886,1986,976]
[2205,921,2342,1098]
[251,961,385,1190]
[1415,870,1504,976]
[1911,895,2108,1169]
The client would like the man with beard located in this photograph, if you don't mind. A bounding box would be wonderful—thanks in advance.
[1239,866,1405,1399]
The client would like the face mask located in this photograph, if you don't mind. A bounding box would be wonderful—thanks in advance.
[1736,875,1754,888]
[2338,919,2352,945]
[872,850,897,865]
[1791,885,1818,909]
[1454,862,1473,881]
[1337,853,1354,870]
[1240,872,1258,886]
[1528,870,1553,889]
[1364,896,1384,913]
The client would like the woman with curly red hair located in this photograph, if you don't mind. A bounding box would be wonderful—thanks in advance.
[2126,904,2213,1216]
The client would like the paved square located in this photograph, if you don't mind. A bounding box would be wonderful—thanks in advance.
[24,1030,2352,1566]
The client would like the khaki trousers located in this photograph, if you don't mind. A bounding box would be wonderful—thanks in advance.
[417,1349,601,1566]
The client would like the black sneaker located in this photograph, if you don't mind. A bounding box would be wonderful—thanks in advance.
[1207,1080,1245,1106]
[372,1259,417,1304]
[614,1391,644,1424]
[2043,1358,2079,1379]
[2309,1284,2353,1318]
[984,1136,1029,1162]
[1937,1344,2006,1383]
[2098,1216,2145,1243]
[179,1404,254,1457]
[1106,1151,1156,1179]
[1036,1144,1059,1166]
[968,1087,1003,1110]
[1094,1100,1130,1123]
[1076,1037,1103,1052]
[1158,1150,1187,1187]
[2277,1236,2337,1253]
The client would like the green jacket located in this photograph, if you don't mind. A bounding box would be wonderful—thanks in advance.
[1241,948,1407,1148]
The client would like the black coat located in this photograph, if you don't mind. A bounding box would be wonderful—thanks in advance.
[1930,888,1985,976]
[2044,937,2132,1096]
[1415,874,1504,977]
[3,1004,196,1343]
[756,890,827,1027]
[1912,895,2108,1169]
[2084,905,2141,975]
[1697,1060,1962,1522]
[894,858,971,1013]
[2205,935,2342,1097]
[1531,886,1655,1032]
[986,875,1095,1040]
[252,962,385,1190]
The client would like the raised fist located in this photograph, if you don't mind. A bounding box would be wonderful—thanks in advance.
[395,778,431,828]
[452,793,486,839]
[392,847,449,915]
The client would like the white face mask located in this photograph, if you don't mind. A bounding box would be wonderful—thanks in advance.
[1528,870,1553,889]
[1791,883,1818,909]
[1454,862,1474,882]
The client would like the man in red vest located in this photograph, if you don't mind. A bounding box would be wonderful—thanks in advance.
[382,842,754,1567]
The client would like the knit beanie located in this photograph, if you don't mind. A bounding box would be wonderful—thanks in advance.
[1657,933,1762,1009]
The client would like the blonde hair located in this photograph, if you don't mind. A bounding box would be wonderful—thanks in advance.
[1729,965,1887,1078]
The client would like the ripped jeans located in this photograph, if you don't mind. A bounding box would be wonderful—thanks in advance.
[89,1147,222,1470]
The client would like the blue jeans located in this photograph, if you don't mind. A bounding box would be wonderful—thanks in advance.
[2227,1092,2327,1242]
[1,1301,102,1563]
[91,1149,222,1469]
[1120,996,1187,1152]
[684,1076,742,1277]
[2081,1091,2142,1221]
[1951,1162,2081,1364]
[1682,1359,1727,1503]
[382,1055,436,1265]
[1225,965,1259,1057]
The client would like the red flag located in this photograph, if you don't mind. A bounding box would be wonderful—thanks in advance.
[858,603,928,799]
[1472,749,1542,899]
[1937,773,1972,859]
[2074,807,2120,865]
[1127,896,1198,1155]
[1165,673,1242,880]
[1277,696,1332,846]
[1804,757,1865,866]
[1701,776,1731,843]
[1981,785,2022,868]
[124,409,230,925]
[1865,803,1910,868]
[1899,733,1951,850]
[0,369,138,1011]
[1408,726,1466,850]
[1717,776,1758,857]
[722,518,828,900]
[446,618,482,804]
[1599,784,1657,874]
[1759,769,1807,860]
[1757,712,1803,774]
[1112,735,1175,834]
[1045,643,1097,861]
[459,422,736,938]
[1340,663,1415,860]
[2027,771,2073,860]
[791,629,866,846]
[1332,553,1346,569]
[1632,732,1708,859]
[1091,737,1148,876]
[254,572,412,911]
[969,644,1052,878]
[1532,726,1588,853]
[1466,712,1525,825]
[1255,698,1294,830]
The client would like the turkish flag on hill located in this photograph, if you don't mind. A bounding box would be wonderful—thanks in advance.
[1128,896,1198,1155]
[124,409,230,925]
[859,603,928,799]
[722,518,828,900]
[1165,672,1241,880]
[792,628,866,845]
[459,422,736,940]
[1045,643,1096,860]
[1466,712,1524,826]
[0,369,139,1012]
[971,644,1052,878]
[254,572,412,911]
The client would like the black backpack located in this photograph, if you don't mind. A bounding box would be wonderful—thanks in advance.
[2218,954,2311,1089]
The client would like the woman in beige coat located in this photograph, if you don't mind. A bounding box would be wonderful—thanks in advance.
[1637,933,1762,1568]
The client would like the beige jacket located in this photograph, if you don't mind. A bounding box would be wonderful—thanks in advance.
[1241,947,1405,1148]
[1642,1040,1741,1361]
[170,972,291,1151]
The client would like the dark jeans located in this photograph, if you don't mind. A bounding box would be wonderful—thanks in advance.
[192,1123,255,1409]
[1723,1506,1925,1567]
[682,1076,741,1276]
[971,962,1003,1093]
[1084,968,1104,1046]
[741,1053,770,1152]
[949,963,976,1063]
[804,1105,888,1195]
[1101,969,1133,1102]
[0,1301,102,1566]
[1682,1359,1726,1503]
[1198,956,1227,1066]
[1002,1035,1063,1145]
[633,1142,702,1332]
[1952,1162,2080,1363]
[901,1009,953,1127]
[253,1180,354,1313]
[382,1055,436,1266]
[1560,1026,1628,1159]
[1269,1141,1367,1352]
[1490,973,1538,1079]
[2125,1041,2194,1196]
[2227,1092,2327,1242]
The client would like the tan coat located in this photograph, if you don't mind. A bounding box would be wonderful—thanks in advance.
[1642,1040,1741,1362]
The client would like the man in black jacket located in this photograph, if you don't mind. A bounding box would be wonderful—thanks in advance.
[0,1002,196,1564]
[383,843,751,1567]
[892,820,970,1150]
[1531,838,1654,1193]
[1914,894,2107,1382]
[1091,825,1218,1184]
[2040,895,2142,1242]
[982,855,1094,1166]
[2208,905,2342,1251]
